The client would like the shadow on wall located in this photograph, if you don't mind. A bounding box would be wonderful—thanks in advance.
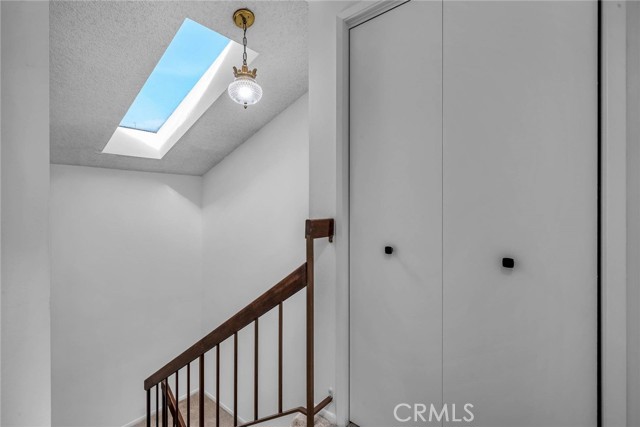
[201,94,309,210]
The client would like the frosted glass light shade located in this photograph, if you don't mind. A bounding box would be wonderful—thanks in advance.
[228,76,263,107]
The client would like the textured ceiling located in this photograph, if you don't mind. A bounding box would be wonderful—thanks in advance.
[50,1,308,176]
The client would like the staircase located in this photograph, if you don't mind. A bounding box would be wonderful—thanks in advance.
[144,219,335,427]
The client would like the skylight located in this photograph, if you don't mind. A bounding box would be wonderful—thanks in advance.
[102,19,257,159]
[119,18,230,133]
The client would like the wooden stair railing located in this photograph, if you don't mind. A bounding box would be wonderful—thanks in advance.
[145,219,335,427]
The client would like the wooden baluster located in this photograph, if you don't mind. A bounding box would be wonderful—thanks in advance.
[175,371,179,427]
[216,345,220,427]
[199,355,205,427]
[187,363,191,427]
[234,332,238,427]
[163,379,168,427]
[254,318,259,421]
[147,388,151,427]
[278,303,283,413]
[156,385,159,427]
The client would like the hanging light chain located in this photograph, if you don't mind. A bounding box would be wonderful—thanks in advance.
[242,17,248,66]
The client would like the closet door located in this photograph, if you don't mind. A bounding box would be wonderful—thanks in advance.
[442,2,598,426]
[349,2,443,426]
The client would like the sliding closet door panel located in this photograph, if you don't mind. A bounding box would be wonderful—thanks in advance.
[350,2,443,426]
[442,2,597,427]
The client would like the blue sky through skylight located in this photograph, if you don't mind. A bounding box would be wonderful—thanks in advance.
[119,18,230,133]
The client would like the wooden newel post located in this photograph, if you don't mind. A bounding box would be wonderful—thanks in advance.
[306,232,315,427]
[305,219,334,427]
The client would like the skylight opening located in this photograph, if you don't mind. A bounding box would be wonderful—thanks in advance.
[119,18,230,133]
[103,19,257,159]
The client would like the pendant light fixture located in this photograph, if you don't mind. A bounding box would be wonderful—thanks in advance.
[228,8,262,109]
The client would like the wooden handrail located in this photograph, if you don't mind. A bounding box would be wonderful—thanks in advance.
[145,263,307,390]
[236,396,334,427]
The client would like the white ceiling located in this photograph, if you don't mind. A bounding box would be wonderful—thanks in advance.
[50,1,308,176]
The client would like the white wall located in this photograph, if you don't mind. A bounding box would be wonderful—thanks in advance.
[0,3,4,422]
[201,93,309,423]
[1,2,51,426]
[602,3,629,426]
[51,94,309,426]
[627,3,640,426]
[50,165,203,427]
[308,3,354,425]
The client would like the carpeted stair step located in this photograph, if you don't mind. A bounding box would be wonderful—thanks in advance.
[290,413,333,427]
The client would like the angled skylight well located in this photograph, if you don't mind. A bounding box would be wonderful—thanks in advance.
[103,18,258,159]
[120,19,229,133]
